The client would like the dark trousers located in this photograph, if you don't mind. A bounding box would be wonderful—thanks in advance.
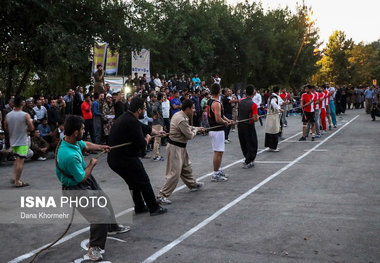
[108,157,159,213]
[62,175,118,249]
[265,133,279,150]
[224,113,232,140]
[371,109,380,120]
[238,123,258,164]
[84,119,94,142]
[93,115,102,144]
[162,118,170,145]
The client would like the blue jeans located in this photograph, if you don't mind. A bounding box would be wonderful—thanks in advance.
[329,101,337,126]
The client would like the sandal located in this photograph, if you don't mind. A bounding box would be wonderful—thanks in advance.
[14,181,30,188]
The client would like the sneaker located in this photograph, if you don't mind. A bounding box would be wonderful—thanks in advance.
[108,224,131,235]
[242,162,255,169]
[157,196,172,205]
[153,156,160,161]
[269,148,280,152]
[283,124,287,127]
[86,246,103,261]
[190,182,204,192]
[150,206,168,216]
[218,169,229,178]
[224,140,230,144]
[231,129,235,132]
[299,137,307,141]
[159,156,165,161]
[279,136,285,140]
[37,157,46,161]
[211,174,228,182]
[333,125,337,128]
[311,137,315,141]
[315,134,321,138]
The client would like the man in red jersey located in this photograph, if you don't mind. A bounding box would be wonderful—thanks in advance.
[299,85,316,141]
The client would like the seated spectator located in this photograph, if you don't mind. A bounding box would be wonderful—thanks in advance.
[50,122,64,151]
[30,129,49,161]
[37,118,52,143]
[0,129,12,164]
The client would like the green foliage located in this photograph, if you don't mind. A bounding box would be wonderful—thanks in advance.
[1,0,322,98]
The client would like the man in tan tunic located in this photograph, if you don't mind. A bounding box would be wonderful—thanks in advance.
[157,99,205,204]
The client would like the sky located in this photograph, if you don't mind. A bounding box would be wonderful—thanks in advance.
[227,0,380,46]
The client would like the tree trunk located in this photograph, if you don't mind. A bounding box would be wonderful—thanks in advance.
[15,66,31,96]
[6,63,14,99]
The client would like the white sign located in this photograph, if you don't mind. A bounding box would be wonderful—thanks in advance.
[131,49,150,82]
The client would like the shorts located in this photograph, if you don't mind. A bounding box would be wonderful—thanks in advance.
[209,131,225,152]
[12,145,28,158]
[302,112,315,123]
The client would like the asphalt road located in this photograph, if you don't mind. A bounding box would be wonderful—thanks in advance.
[1,108,379,263]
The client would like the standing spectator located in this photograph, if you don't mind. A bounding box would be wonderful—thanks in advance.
[73,86,84,116]
[222,88,238,143]
[102,94,115,144]
[192,74,201,88]
[57,95,66,118]
[161,94,170,146]
[91,93,102,144]
[201,92,210,109]
[93,64,105,94]
[0,129,12,164]
[0,91,5,112]
[4,97,34,187]
[253,87,263,126]
[63,89,74,115]
[30,129,49,161]
[191,90,201,126]
[23,99,37,124]
[170,91,182,116]
[152,93,164,161]
[81,94,93,142]
[364,86,374,114]
[113,92,124,120]
[47,99,62,131]
[33,99,47,124]
[230,90,239,132]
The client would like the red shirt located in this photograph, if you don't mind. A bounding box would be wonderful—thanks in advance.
[318,92,325,109]
[301,93,315,112]
[280,92,289,102]
[81,101,93,120]
[324,91,330,106]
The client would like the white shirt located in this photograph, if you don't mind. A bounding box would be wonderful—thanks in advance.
[153,78,162,88]
[161,99,170,118]
[252,93,262,106]
[328,87,336,100]
[270,93,283,111]
[33,106,47,120]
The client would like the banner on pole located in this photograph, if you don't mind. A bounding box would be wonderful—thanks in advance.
[105,48,119,75]
[131,49,150,81]
[92,42,108,73]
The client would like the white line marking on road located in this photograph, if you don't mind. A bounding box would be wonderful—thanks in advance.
[141,115,359,263]
[254,161,292,164]
[283,140,319,143]
[8,131,302,263]
[304,149,328,152]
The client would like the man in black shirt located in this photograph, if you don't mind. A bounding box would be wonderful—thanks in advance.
[222,88,239,143]
[107,97,167,216]
[238,85,259,169]
[112,92,125,120]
